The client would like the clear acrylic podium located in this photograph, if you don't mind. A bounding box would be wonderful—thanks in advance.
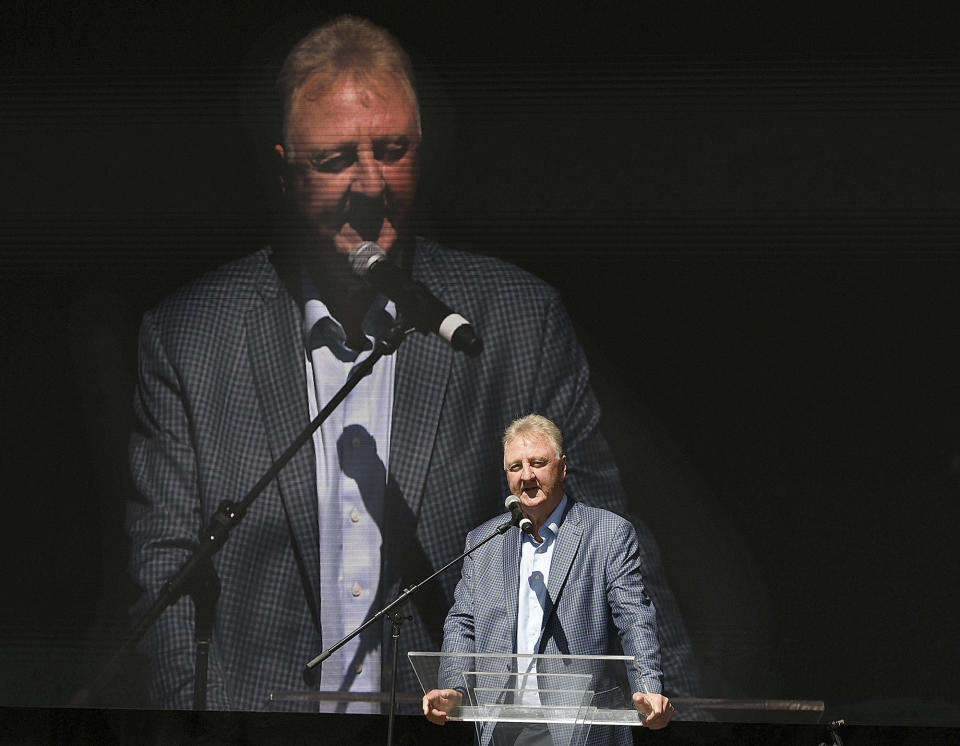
[410,652,651,746]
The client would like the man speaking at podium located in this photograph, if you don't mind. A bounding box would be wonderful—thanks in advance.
[126,15,696,712]
[423,415,673,743]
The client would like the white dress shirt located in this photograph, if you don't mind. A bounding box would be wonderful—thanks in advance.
[515,494,568,706]
[303,296,396,711]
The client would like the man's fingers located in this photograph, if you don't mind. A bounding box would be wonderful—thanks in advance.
[633,692,674,729]
[423,689,462,725]
[633,692,653,713]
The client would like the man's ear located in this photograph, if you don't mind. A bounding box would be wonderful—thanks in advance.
[273,144,286,195]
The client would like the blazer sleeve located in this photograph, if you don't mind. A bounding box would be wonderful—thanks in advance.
[126,310,231,709]
[438,535,478,692]
[606,520,663,695]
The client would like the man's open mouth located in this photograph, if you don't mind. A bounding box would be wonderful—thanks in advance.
[348,213,387,242]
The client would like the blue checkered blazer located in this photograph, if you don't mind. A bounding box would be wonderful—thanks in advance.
[442,500,661,746]
[127,238,697,710]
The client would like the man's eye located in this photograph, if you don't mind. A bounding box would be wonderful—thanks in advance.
[532,460,547,467]
[374,139,409,163]
[508,464,521,472]
[310,152,355,173]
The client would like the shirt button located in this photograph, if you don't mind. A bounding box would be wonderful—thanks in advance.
[352,583,362,597]
[350,509,360,523]
[352,437,361,449]
[355,663,364,674]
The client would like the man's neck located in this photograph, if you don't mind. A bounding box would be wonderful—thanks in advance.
[274,226,415,349]
[529,495,567,543]
[308,263,375,350]
[312,236,413,348]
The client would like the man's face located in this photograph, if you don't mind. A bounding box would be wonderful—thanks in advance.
[504,433,567,522]
[276,71,420,257]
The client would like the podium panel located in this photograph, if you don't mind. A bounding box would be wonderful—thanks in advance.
[411,652,649,746]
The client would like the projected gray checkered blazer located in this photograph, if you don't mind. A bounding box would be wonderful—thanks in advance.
[127,238,696,710]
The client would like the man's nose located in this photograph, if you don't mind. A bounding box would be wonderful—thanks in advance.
[352,151,386,197]
[519,463,535,481]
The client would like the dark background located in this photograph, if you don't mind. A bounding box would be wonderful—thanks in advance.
[2,1,958,727]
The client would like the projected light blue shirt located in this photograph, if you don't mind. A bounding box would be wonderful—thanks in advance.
[303,295,396,711]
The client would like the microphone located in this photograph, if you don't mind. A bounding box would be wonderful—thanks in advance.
[349,241,483,357]
[504,494,535,536]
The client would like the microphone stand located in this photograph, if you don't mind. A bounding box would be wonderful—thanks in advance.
[304,512,523,746]
[69,319,414,707]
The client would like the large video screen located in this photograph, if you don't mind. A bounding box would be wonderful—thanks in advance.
[2,4,957,730]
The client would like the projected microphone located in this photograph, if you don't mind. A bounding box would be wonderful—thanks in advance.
[504,494,535,536]
[349,241,483,356]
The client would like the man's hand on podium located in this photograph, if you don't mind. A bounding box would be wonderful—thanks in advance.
[633,691,674,729]
[422,688,463,725]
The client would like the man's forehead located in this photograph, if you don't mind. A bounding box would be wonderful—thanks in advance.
[288,71,418,125]
[300,71,393,104]
[505,433,554,456]
[286,115,419,153]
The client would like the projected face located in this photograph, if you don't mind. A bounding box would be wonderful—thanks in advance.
[276,71,420,258]
[504,432,567,524]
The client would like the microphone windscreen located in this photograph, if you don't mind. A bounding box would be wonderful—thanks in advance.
[349,241,386,277]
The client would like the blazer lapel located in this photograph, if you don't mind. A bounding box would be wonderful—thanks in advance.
[493,529,520,710]
[542,502,583,634]
[388,243,455,519]
[502,527,521,651]
[245,272,322,626]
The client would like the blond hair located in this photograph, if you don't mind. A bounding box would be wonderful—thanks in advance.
[276,15,419,141]
[502,414,564,462]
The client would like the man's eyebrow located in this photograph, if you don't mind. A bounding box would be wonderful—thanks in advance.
[302,147,359,167]
[308,141,357,154]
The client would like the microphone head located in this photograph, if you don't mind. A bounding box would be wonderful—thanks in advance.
[504,494,522,510]
[349,241,386,277]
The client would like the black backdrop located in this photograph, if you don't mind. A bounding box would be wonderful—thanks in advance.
[2,1,958,727]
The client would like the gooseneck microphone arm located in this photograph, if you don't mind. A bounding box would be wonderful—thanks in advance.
[303,502,529,746]
[302,506,522,674]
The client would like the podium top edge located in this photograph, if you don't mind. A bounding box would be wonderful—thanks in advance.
[408,652,635,661]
